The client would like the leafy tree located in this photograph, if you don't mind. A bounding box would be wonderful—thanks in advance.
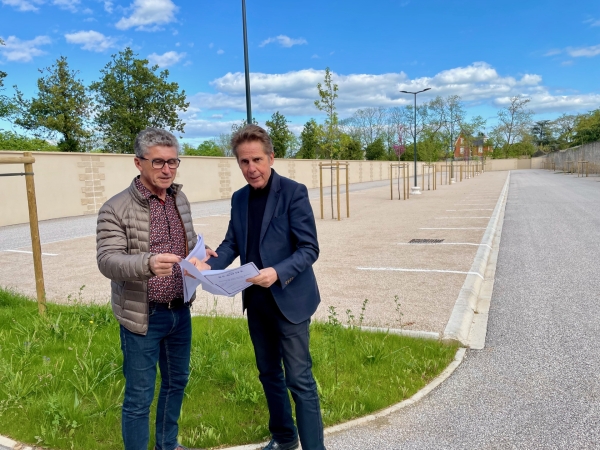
[12,56,91,152]
[298,119,322,159]
[90,47,189,153]
[339,133,363,160]
[531,120,553,150]
[492,95,533,157]
[552,114,577,149]
[183,140,224,156]
[365,138,386,160]
[418,128,445,162]
[573,109,600,146]
[0,38,13,121]
[0,130,58,151]
[265,111,292,158]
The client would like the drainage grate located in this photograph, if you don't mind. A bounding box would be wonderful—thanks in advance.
[409,239,444,244]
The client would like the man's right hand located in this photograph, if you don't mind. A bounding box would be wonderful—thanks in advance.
[149,253,182,277]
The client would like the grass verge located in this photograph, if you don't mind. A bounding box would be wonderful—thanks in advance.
[0,288,458,449]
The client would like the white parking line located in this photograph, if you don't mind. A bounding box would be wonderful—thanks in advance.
[2,250,58,256]
[357,267,484,280]
[420,227,487,230]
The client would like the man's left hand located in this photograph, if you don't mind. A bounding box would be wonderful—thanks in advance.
[189,257,210,272]
[247,267,278,288]
[204,248,218,261]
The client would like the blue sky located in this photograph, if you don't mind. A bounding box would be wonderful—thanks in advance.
[1,0,599,144]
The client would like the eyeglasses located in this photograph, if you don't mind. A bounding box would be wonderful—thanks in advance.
[138,156,181,169]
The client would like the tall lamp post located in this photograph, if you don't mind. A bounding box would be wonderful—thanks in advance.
[241,0,252,124]
[400,88,430,194]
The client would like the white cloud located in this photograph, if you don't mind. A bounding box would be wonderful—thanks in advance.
[311,54,319,59]
[259,35,307,48]
[103,0,112,13]
[583,18,600,27]
[52,0,79,11]
[208,42,214,49]
[65,30,117,52]
[116,0,178,31]
[1,0,44,11]
[544,49,561,56]
[186,62,600,120]
[0,35,51,62]
[147,50,185,67]
[216,49,224,55]
[567,44,600,57]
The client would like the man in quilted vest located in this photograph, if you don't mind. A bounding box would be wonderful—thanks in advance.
[96,128,211,450]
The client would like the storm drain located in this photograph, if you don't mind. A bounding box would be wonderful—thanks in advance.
[409,239,444,244]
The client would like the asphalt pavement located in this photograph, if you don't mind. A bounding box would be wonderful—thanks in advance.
[325,169,600,449]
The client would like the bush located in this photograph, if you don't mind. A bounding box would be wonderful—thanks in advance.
[0,131,58,151]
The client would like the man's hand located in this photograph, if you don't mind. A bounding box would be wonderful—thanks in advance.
[188,257,211,272]
[204,248,218,262]
[247,267,278,288]
[149,253,182,277]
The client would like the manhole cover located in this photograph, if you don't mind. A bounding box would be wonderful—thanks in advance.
[409,239,444,244]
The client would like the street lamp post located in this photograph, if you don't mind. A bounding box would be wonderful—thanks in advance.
[241,0,252,124]
[400,88,430,194]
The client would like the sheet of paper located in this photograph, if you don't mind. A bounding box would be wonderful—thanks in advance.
[180,260,260,300]
[186,234,206,262]
[202,263,260,297]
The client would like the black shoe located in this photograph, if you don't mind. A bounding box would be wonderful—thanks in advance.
[263,438,300,450]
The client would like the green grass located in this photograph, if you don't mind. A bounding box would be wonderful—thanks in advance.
[0,288,458,449]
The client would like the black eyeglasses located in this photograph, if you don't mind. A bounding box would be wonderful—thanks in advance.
[138,156,181,169]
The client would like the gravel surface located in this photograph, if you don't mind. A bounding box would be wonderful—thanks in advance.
[325,169,600,449]
[0,180,389,252]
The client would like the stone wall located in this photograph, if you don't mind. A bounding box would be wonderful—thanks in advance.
[0,152,533,227]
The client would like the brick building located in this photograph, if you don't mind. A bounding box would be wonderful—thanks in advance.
[454,134,493,159]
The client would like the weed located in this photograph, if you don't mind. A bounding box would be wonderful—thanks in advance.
[358,298,369,327]
[393,295,404,329]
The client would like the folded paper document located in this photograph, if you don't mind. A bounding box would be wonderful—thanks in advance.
[179,235,260,301]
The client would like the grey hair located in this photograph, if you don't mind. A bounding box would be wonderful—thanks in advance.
[134,128,180,157]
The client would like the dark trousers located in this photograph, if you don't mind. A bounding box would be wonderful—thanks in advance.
[246,293,325,450]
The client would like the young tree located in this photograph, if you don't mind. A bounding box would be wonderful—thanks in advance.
[265,111,292,158]
[298,119,322,159]
[314,67,340,217]
[12,56,91,152]
[90,47,189,153]
[314,67,340,160]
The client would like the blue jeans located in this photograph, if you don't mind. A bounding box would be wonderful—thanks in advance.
[119,304,191,450]
[246,294,325,450]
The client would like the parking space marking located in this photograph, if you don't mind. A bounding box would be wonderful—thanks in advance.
[2,250,58,256]
[356,267,484,280]
[420,227,487,230]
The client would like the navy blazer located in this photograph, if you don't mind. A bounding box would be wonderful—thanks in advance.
[208,170,321,324]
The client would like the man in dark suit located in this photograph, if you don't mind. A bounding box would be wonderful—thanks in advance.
[205,124,325,450]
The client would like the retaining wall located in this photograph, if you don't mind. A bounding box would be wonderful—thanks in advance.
[0,152,536,227]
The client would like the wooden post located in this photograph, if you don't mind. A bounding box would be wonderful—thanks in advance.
[345,163,349,217]
[336,161,341,221]
[23,152,46,315]
[390,165,393,200]
[406,164,409,199]
[319,162,323,219]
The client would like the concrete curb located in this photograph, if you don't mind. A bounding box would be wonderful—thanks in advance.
[443,172,511,346]
[343,324,440,340]
[0,434,35,450]
[220,347,468,450]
